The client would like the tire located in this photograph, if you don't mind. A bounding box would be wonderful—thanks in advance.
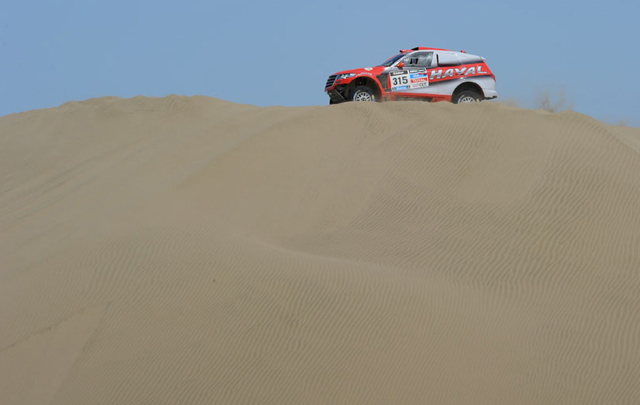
[453,90,481,104]
[329,99,336,105]
[351,86,376,102]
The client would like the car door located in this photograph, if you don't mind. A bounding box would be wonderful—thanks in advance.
[386,52,434,96]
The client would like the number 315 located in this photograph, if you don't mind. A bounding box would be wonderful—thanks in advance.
[393,76,408,86]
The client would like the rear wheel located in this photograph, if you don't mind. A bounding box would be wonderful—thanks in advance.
[351,86,376,102]
[453,90,481,104]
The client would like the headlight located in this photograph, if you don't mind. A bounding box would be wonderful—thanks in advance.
[337,73,356,80]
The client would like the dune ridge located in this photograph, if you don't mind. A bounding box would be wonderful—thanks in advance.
[1,96,639,404]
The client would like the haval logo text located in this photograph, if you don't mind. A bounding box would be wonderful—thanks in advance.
[429,65,487,80]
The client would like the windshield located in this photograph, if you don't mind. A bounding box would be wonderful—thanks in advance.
[379,53,405,67]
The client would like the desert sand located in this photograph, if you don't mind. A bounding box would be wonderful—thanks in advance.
[1,96,639,404]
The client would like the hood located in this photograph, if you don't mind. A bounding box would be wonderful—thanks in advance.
[333,66,385,76]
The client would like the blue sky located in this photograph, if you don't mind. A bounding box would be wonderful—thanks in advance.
[1,0,639,126]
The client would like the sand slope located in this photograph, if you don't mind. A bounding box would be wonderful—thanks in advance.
[1,96,639,404]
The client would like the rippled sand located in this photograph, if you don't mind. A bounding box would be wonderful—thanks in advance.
[1,96,639,404]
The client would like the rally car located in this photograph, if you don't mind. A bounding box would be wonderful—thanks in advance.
[324,47,497,104]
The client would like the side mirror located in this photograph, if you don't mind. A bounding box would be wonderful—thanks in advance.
[397,61,405,68]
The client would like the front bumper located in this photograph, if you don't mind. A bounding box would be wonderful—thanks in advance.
[326,86,347,103]
[325,73,354,103]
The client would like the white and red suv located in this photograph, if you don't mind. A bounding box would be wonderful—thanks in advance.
[325,47,497,104]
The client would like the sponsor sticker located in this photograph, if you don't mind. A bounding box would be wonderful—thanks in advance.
[409,71,429,88]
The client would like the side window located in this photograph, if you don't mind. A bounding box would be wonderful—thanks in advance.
[437,52,461,67]
[406,52,433,68]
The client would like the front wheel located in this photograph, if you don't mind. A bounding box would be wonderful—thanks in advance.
[453,90,481,104]
[351,86,376,102]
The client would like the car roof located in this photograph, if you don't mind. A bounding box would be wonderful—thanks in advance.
[400,47,452,53]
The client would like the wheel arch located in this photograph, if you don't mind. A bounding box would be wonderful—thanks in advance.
[346,77,382,100]
[452,81,484,100]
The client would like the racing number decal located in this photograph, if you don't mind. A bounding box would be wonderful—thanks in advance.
[390,69,429,91]
[390,71,410,91]
[391,74,409,87]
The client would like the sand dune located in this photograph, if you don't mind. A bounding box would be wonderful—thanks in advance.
[1,96,639,404]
